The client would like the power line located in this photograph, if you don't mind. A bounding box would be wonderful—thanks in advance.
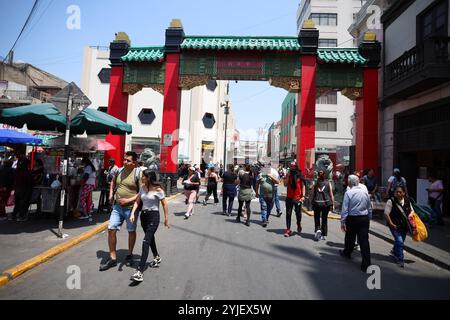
[17,0,55,49]
[2,0,41,63]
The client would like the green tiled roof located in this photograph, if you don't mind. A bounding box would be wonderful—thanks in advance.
[318,48,366,65]
[121,47,165,62]
[181,36,301,51]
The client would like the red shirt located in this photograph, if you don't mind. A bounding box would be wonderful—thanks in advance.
[287,173,303,201]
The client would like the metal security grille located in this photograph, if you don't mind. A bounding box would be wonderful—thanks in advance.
[396,99,450,152]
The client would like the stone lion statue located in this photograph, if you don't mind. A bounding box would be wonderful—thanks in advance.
[140,148,160,171]
[315,154,333,181]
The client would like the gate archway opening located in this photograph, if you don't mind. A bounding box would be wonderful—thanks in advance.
[105,19,381,192]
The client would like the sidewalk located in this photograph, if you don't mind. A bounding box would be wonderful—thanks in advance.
[301,206,450,271]
[0,191,109,272]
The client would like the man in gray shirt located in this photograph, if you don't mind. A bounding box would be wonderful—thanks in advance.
[340,175,373,272]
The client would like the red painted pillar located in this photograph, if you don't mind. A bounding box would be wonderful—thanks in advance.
[105,66,129,167]
[160,53,182,174]
[297,25,319,177]
[297,55,317,175]
[104,36,130,168]
[355,68,379,176]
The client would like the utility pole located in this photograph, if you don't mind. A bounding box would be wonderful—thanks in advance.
[58,86,72,239]
[222,83,230,169]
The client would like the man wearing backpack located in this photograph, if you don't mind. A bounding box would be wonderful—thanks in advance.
[100,151,142,271]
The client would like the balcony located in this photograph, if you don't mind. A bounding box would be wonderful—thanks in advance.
[0,88,42,106]
[384,36,450,99]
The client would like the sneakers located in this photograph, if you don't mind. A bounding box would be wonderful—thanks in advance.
[131,270,143,282]
[245,221,250,227]
[262,221,268,228]
[399,261,405,268]
[236,216,241,223]
[202,200,207,206]
[320,236,326,241]
[99,258,117,271]
[184,213,190,220]
[78,215,90,220]
[315,229,322,241]
[276,210,283,217]
[284,229,292,237]
[149,256,161,268]
[354,244,360,251]
[16,217,28,222]
[125,255,133,267]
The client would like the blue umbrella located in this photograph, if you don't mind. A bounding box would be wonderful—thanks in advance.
[0,129,43,145]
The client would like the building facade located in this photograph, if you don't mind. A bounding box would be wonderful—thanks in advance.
[294,0,364,167]
[379,0,450,212]
[0,61,68,109]
[81,46,236,167]
[267,120,281,165]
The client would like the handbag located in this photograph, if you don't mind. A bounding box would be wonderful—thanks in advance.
[409,212,428,242]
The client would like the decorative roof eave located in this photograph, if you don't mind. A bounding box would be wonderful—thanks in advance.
[121,47,165,62]
[181,36,301,52]
[317,48,366,65]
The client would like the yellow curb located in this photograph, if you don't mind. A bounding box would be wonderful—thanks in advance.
[302,207,341,220]
[0,192,182,288]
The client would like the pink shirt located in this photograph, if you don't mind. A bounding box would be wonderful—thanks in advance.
[429,180,443,199]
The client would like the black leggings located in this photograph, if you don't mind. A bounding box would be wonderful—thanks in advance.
[313,205,330,236]
[237,200,251,221]
[205,183,219,203]
[139,210,160,271]
[286,198,302,230]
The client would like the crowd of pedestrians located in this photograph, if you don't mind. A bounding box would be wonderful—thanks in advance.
[8,148,427,283]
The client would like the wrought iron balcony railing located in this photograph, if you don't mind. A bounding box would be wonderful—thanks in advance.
[384,36,450,98]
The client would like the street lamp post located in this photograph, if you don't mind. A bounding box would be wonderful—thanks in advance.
[221,83,230,169]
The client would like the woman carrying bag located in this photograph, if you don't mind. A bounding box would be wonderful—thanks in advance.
[384,186,419,268]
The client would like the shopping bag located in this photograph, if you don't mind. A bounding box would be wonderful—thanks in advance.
[409,212,428,242]
[6,191,14,207]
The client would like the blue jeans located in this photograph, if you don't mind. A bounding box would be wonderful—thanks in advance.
[273,186,281,212]
[390,228,407,262]
[108,204,139,232]
[259,196,274,222]
[430,198,443,224]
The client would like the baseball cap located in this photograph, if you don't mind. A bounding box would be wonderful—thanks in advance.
[394,168,400,173]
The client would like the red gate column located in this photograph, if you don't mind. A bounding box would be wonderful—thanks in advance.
[356,33,381,177]
[297,22,319,175]
[160,20,185,193]
[105,33,130,168]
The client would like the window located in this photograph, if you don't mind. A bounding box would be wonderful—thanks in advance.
[316,118,337,132]
[138,108,156,125]
[202,113,216,129]
[316,91,337,104]
[310,13,337,26]
[418,0,448,43]
[318,39,337,47]
[97,68,111,84]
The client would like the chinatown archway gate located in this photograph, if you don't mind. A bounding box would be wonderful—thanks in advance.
[105,19,381,192]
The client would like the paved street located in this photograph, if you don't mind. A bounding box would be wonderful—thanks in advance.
[0,187,449,300]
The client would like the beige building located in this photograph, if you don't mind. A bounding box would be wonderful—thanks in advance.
[296,0,364,161]
[81,46,236,168]
[0,61,68,108]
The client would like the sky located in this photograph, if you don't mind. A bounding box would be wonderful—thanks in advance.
[0,0,300,138]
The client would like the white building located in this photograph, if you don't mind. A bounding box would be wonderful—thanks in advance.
[81,46,236,169]
[296,0,364,154]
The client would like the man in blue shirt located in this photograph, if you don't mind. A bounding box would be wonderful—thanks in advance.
[340,175,373,272]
